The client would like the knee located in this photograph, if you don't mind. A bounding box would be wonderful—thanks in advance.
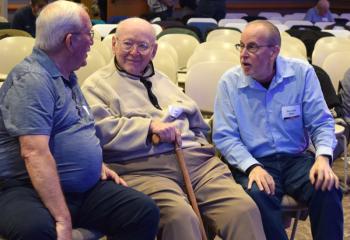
[311,187,342,205]
[9,215,56,240]
[227,195,262,221]
[134,194,160,227]
[162,203,198,226]
[247,186,271,205]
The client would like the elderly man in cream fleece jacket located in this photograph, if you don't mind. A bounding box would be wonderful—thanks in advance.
[82,17,266,240]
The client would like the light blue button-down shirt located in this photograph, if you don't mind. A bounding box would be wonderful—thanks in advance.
[213,56,336,172]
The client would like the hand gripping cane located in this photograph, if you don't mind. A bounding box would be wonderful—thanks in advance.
[152,134,207,240]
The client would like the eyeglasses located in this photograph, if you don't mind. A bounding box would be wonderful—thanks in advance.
[117,38,153,54]
[71,29,94,39]
[235,42,274,54]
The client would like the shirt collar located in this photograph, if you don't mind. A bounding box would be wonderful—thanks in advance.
[31,47,77,84]
[114,57,155,80]
[237,56,296,89]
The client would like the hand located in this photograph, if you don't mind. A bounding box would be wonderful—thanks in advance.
[101,163,128,187]
[309,155,339,191]
[56,219,72,240]
[150,120,181,146]
[248,166,275,195]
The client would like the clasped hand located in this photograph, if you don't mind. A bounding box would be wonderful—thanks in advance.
[150,120,182,146]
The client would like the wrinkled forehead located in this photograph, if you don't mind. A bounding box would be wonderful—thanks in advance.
[117,24,156,43]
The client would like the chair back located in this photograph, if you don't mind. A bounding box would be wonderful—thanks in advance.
[158,34,200,70]
[194,41,236,54]
[91,40,113,63]
[153,51,177,84]
[281,35,307,58]
[322,51,350,93]
[218,18,247,27]
[92,24,117,38]
[312,36,350,67]
[187,49,239,70]
[206,29,241,42]
[185,61,236,113]
[0,29,32,39]
[284,20,313,28]
[75,49,107,85]
[101,34,114,53]
[0,36,35,75]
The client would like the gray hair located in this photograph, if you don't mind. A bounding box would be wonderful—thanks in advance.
[35,0,86,52]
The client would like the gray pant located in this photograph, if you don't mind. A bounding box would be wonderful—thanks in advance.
[110,145,266,240]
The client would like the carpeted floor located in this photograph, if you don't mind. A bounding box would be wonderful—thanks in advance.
[285,156,350,240]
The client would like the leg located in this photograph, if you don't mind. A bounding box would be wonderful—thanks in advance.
[283,153,343,240]
[74,180,159,240]
[193,156,266,240]
[122,174,202,240]
[0,182,56,240]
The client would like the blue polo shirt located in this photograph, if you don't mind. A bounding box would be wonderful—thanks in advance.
[0,48,102,192]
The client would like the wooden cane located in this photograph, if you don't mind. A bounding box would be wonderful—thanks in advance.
[152,134,207,240]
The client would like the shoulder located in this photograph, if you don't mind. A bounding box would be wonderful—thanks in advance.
[219,65,242,88]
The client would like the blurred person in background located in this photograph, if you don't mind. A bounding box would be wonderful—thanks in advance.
[11,0,48,36]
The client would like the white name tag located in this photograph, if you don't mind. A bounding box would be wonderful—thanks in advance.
[281,105,301,119]
[168,105,183,119]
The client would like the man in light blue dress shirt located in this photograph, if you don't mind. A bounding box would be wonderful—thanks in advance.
[304,0,334,23]
[213,20,343,240]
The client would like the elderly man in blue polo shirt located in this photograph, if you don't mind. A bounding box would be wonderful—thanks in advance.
[0,1,159,239]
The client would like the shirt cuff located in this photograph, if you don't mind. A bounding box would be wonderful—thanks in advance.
[315,145,334,160]
[238,157,262,173]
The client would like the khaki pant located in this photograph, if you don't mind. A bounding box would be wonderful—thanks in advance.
[109,145,266,240]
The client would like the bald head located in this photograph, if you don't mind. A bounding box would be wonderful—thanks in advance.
[316,0,330,16]
[244,20,281,47]
[113,17,158,76]
[116,17,156,43]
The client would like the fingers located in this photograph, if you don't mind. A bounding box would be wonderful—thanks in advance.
[175,129,182,147]
[310,166,339,191]
[119,177,128,187]
[314,168,324,190]
[150,121,181,144]
[248,167,275,195]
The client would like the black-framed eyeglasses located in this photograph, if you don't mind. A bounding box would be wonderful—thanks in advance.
[235,42,274,54]
[117,38,153,54]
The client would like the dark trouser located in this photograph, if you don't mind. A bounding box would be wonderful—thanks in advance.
[0,180,159,240]
[232,152,343,240]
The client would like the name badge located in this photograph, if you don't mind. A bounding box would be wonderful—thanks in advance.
[281,105,301,119]
[168,105,183,119]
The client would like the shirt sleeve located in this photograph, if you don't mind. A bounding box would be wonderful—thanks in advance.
[82,84,152,152]
[213,75,261,172]
[302,67,336,159]
[1,71,54,136]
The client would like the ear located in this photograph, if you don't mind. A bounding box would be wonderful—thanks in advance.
[271,45,280,59]
[64,33,74,52]
[112,35,117,53]
[150,42,158,59]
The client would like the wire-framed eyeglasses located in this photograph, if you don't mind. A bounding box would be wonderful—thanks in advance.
[117,38,153,54]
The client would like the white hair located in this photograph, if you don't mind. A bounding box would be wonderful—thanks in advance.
[35,0,86,52]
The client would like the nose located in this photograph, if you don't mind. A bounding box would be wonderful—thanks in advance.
[240,46,249,57]
[129,44,140,55]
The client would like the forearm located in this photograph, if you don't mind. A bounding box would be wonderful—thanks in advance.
[25,152,71,224]
[96,115,152,151]
[20,135,71,226]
